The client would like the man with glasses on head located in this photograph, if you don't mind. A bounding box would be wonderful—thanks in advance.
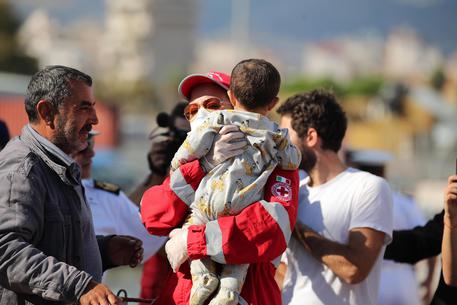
[140,71,299,305]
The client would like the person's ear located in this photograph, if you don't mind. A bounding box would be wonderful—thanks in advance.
[267,97,279,111]
[36,100,55,128]
[306,127,319,148]
[227,90,237,108]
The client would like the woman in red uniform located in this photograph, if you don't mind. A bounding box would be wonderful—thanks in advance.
[141,71,299,305]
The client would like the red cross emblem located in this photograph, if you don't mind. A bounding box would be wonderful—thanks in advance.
[271,182,292,201]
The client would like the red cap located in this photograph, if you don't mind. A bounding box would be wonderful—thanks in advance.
[178,71,230,100]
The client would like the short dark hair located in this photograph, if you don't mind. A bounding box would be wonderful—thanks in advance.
[277,89,347,152]
[230,58,280,110]
[25,65,92,122]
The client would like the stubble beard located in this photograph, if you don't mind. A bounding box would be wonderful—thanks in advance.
[53,115,85,155]
[299,143,317,173]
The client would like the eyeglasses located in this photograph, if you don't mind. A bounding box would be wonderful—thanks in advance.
[184,97,224,121]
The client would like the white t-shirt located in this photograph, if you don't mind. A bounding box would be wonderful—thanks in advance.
[378,191,426,305]
[282,168,393,305]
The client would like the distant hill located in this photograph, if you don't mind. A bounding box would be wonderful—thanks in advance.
[14,0,457,54]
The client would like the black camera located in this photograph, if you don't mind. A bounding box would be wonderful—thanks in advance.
[147,111,189,175]
[149,112,188,145]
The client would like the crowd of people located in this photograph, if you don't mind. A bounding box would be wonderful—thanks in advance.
[0,60,456,305]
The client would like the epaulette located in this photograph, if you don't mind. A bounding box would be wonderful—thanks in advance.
[94,180,121,195]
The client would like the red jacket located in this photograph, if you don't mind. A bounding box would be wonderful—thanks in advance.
[141,160,298,305]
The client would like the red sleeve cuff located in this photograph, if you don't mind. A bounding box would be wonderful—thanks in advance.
[187,224,207,260]
[180,160,206,191]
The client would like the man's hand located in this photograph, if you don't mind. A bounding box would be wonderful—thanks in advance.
[294,220,385,284]
[202,125,247,172]
[165,228,188,272]
[79,280,120,305]
[444,175,457,227]
[107,235,143,268]
[293,220,313,252]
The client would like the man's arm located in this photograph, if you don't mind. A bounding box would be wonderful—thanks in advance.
[442,175,457,286]
[294,224,386,284]
[384,211,443,264]
[294,176,392,285]
[186,167,299,265]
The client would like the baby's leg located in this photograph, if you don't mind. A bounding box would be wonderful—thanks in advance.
[208,263,249,305]
[190,258,219,305]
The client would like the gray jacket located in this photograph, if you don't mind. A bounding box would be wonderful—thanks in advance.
[0,126,110,305]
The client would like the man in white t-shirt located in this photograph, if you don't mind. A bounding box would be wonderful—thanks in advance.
[276,90,393,305]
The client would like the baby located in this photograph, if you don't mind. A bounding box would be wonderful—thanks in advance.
[171,59,300,305]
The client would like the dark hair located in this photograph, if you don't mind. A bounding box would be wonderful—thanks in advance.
[25,65,92,122]
[277,89,347,152]
[230,58,280,110]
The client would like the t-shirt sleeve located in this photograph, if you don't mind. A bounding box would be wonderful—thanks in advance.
[349,176,393,245]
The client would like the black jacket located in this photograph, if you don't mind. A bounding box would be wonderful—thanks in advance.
[384,210,457,305]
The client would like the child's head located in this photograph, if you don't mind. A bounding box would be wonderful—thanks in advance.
[229,59,280,114]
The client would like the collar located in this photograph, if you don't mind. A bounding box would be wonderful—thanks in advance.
[27,124,75,166]
[22,125,81,185]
